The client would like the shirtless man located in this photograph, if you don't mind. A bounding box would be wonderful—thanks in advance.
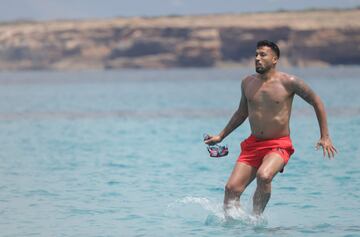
[204,40,337,216]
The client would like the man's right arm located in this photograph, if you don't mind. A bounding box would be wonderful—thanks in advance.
[205,79,248,145]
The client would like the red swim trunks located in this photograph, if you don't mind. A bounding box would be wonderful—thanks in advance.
[237,135,295,172]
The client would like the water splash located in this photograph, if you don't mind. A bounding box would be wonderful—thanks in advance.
[168,196,267,228]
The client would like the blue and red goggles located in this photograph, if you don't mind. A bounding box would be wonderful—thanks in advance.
[207,144,229,158]
[203,134,229,158]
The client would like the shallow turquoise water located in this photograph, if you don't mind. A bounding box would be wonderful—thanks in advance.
[0,67,359,237]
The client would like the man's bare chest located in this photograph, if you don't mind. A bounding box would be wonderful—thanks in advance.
[245,81,290,106]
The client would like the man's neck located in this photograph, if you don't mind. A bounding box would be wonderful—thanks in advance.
[258,68,277,81]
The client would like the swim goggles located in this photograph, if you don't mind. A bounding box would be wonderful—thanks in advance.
[203,134,229,158]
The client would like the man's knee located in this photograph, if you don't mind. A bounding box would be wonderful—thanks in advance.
[256,170,274,184]
[225,182,246,194]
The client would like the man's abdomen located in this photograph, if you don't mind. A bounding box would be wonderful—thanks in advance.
[248,113,290,139]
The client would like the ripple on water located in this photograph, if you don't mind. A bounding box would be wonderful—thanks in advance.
[105,162,131,169]
[25,189,59,198]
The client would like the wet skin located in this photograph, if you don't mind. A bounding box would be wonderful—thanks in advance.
[204,45,337,215]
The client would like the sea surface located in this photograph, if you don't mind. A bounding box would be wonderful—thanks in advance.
[0,67,359,237]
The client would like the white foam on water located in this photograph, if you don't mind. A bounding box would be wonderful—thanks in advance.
[168,196,267,227]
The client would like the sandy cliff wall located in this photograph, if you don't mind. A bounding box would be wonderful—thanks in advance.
[0,9,359,70]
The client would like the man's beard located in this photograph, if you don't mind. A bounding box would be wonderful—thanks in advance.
[256,66,267,74]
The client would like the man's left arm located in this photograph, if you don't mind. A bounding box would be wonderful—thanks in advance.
[290,77,337,158]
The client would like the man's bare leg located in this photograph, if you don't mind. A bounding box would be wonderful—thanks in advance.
[224,162,257,212]
[253,153,285,215]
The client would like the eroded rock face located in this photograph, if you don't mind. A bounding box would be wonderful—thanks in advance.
[0,9,359,70]
[219,27,292,61]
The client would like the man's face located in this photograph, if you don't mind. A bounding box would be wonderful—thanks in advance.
[255,46,277,74]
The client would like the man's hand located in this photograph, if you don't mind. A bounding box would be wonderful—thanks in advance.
[204,134,223,146]
[316,137,337,159]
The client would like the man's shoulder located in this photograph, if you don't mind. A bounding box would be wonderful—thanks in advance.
[277,72,298,85]
[276,72,302,93]
[277,71,296,80]
[240,75,257,91]
[242,74,257,83]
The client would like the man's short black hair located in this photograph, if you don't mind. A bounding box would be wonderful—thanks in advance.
[257,40,280,59]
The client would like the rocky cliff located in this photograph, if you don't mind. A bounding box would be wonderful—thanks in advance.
[0,9,359,70]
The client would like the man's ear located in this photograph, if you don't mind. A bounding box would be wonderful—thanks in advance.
[272,56,278,65]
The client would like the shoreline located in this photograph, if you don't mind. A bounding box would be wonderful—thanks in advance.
[0,8,359,70]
